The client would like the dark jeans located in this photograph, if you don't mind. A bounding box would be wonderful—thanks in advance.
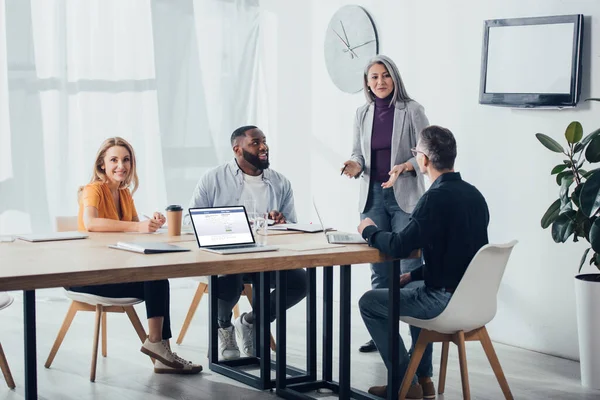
[69,280,172,340]
[361,182,432,378]
[216,269,308,328]
[361,182,422,288]
[359,282,451,385]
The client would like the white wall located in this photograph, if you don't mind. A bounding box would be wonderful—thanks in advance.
[263,0,600,360]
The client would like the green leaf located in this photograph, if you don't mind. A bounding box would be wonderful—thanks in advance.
[590,219,600,253]
[580,171,600,217]
[583,169,600,179]
[551,164,568,175]
[556,171,573,186]
[565,121,583,144]
[586,135,600,162]
[541,199,561,229]
[574,210,591,240]
[560,175,574,210]
[552,210,576,243]
[579,248,591,272]
[536,133,565,153]
[578,128,600,149]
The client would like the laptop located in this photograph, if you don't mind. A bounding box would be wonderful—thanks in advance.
[16,231,89,242]
[313,200,366,244]
[189,206,278,255]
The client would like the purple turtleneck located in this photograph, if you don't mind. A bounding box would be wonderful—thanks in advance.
[370,94,394,183]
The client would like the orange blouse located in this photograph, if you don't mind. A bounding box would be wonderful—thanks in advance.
[78,182,138,231]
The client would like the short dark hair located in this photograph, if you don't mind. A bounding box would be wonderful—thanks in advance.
[419,125,457,170]
[230,125,258,145]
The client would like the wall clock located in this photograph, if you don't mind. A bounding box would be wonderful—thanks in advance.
[324,5,379,93]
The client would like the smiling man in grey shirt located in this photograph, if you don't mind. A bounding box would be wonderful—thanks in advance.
[188,125,307,360]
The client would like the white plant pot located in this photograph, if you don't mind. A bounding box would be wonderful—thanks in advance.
[575,274,600,389]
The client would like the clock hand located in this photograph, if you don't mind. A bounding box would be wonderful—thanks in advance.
[331,28,358,59]
[340,21,351,48]
[339,21,359,59]
[344,39,375,51]
[332,28,349,47]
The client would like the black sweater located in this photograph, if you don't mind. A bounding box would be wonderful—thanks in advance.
[362,172,489,289]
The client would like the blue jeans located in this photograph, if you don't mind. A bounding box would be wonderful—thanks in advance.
[359,282,451,385]
[361,183,421,288]
[361,182,433,377]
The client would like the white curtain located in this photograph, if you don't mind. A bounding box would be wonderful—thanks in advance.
[0,0,263,235]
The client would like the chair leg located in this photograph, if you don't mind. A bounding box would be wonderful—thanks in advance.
[399,329,431,400]
[243,284,277,352]
[478,327,514,400]
[176,283,206,345]
[233,303,241,319]
[0,342,15,389]
[438,341,450,394]
[45,301,80,368]
[124,306,154,365]
[124,306,147,344]
[90,305,103,382]
[455,331,471,400]
[101,312,107,357]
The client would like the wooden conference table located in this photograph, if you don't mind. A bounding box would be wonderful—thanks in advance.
[0,230,405,400]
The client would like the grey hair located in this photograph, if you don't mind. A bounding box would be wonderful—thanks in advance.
[362,55,411,106]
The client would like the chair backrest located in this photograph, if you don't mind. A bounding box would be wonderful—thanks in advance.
[55,216,78,232]
[0,292,14,311]
[415,240,518,334]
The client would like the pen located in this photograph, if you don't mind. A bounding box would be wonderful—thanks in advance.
[340,165,347,176]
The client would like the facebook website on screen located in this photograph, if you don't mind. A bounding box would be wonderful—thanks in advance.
[190,207,254,246]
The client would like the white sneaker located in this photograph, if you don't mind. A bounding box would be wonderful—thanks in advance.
[140,339,201,374]
[218,326,240,360]
[154,356,203,375]
[234,313,254,356]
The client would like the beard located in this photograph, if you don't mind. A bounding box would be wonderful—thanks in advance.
[243,149,269,170]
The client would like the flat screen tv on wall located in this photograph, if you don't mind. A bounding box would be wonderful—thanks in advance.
[479,14,584,108]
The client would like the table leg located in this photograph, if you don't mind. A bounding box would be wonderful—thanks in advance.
[275,270,287,391]
[24,290,37,400]
[387,260,401,400]
[339,265,352,399]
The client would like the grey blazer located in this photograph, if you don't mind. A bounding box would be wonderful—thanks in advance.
[350,100,429,214]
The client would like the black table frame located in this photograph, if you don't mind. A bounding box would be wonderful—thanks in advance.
[18,261,400,400]
[275,262,401,400]
[208,269,318,390]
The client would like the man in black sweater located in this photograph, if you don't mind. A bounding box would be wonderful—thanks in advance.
[357,125,489,399]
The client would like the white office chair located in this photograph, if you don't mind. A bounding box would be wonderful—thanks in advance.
[45,216,149,382]
[399,241,518,400]
[176,276,277,352]
[0,292,15,389]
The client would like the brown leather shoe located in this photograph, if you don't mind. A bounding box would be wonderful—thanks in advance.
[420,380,436,399]
[367,383,424,399]
[367,384,387,398]
[404,383,424,399]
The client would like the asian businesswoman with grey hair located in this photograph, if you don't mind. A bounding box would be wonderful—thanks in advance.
[341,54,435,394]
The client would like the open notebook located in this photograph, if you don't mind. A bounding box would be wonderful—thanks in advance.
[108,242,190,254]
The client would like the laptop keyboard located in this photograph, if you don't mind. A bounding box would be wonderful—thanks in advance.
[208,244,258,250]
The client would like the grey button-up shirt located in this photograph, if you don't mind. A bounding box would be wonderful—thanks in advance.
[188,159,297,223]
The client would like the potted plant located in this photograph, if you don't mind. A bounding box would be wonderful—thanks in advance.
[536,101,600,389]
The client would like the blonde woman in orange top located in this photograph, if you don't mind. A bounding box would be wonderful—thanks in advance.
[70,137,201,375]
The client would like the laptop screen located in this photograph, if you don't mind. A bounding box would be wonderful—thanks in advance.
[189,206,255,247]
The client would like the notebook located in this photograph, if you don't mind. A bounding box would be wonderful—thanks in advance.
[189,206,278,255]
[108,242,190,254]
[16,232,89,242]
